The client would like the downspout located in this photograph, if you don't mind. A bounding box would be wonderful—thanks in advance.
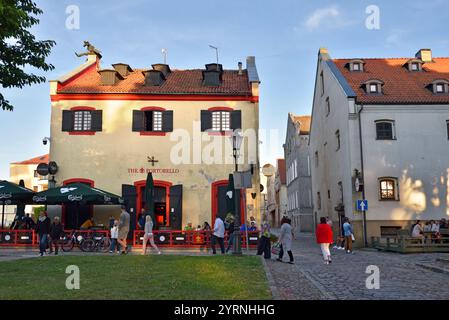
[358,104,368,247]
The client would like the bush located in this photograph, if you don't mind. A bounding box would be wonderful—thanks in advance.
[33,206,45,221]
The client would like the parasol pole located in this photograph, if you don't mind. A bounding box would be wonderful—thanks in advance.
[1,202,4,229]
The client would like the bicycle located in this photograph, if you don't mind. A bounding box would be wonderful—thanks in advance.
[61,230,91,252]
[80,233,111,253]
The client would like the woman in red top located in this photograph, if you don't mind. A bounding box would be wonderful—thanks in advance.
[316,217,334,264]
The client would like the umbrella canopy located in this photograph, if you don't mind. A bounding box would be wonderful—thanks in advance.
[0,180,34,205]
[143,173,155,220]
[32,183,123,205]
[226,174,235,216]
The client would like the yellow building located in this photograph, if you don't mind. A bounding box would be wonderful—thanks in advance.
[48,50,261,230]
[4,154,49,224]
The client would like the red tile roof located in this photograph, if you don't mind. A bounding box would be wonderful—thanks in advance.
[292,115,311,134]
[12,154,49,165]
[333,57,449,104]
[276,159,286,185]
[57,67,252,96]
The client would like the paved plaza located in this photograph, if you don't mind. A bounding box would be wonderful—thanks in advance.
[265,233,449,300]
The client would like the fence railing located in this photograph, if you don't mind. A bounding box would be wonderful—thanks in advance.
[0,229,260,249]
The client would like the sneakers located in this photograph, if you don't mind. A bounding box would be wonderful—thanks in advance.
[324,260,329,265]
[287,261,294,265]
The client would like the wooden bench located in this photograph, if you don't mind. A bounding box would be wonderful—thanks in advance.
[371,228,449,253]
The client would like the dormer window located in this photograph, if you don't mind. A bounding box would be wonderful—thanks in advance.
[363,79,384,95]
[429,80,449,95]
[348,59,365,72]
[405,59,423,72]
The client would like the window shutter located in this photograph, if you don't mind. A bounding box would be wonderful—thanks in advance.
[200,110,212,131]
[132,110,145,132]
[62,110,74,132]
[91,110,103,132]
[230,110,242,130]
[162,110,173,132]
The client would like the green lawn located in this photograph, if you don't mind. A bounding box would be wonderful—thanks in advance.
[0,255,271,300]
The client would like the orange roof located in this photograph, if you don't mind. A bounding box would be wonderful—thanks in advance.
[57,67,252,96]
[276,159,286,185]
[292,115,311,134]
[333,57,449,104]
[12,154,49,165]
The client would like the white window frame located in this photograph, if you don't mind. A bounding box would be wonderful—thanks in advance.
[73,110,92,131]
[211,111,231,131]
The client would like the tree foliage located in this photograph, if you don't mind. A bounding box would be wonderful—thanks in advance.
[0,0,55,111]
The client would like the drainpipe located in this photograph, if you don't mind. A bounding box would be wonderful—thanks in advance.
[358,104,368,247]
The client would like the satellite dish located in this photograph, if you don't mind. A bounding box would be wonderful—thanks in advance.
[262,164,275,177]
[36,163,49,176]
[48,161,59,175]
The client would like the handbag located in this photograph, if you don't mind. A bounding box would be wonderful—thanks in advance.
[351,234,355,241]
[271,242,281,255]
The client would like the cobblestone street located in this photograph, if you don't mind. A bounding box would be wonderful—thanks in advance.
[266,233,449,300]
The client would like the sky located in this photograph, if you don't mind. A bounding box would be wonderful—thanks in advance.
[1,0,449,179]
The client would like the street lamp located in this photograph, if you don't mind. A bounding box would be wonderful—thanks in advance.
[230,130,243,255]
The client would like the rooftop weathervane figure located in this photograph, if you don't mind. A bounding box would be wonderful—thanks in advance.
[75,41,102,59]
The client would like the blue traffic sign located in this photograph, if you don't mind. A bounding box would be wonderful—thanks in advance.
[356,199,368,211]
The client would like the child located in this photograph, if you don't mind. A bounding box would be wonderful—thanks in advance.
[109,220,120,253]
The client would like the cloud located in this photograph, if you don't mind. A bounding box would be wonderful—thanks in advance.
[304,6,341,30]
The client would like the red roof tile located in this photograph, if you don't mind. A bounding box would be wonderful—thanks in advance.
[57,67,252,96]
[333,57,449,104]
[12,154,49,165]
[276,159,286,185]
[292,115,311,134]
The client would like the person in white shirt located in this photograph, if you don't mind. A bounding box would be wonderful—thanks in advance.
[211,216,225,254]
[412,221,423,238]
[109,220,119,253]
[431,220,440,233]
[142,215,161,255]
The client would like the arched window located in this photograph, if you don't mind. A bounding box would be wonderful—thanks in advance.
[378,177,399,201]
[375,120,396,140]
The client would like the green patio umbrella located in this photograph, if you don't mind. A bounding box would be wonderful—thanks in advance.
[0,180,35,228]
[33,183,123,229]
[143,173,155,221]
[14,180,26,222]
[32,183,123,205]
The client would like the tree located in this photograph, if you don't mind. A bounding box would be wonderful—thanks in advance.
[0,0,55,111]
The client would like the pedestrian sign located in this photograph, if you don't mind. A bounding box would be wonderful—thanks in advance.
[356,199,368,211]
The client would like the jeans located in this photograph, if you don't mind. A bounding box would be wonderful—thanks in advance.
[109,238,120,252]
[39,234,49,254]
[226,233,234,252]
[211,235,225,254]
[279,244,294,262]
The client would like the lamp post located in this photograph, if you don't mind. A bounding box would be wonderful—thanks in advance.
[230,130,243,255]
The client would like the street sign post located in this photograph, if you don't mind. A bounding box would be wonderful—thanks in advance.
[356,199,368,211]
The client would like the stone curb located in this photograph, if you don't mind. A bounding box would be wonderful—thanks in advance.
[416,263,449,276]
[261,256,282,300]
[295,266,337,300]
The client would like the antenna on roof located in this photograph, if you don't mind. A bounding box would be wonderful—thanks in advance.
[161,48,168,64]
[209,45,219,65]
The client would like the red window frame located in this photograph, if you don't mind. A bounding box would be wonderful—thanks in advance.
[139,106,167,136]
[207,107,234,136]
[69,106,96,135]
[134,179,172,227]
[211,180,245,225]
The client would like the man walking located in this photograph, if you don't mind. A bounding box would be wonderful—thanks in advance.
[36,211,51,256]
[49,216,64,255]
[211,216,225,254]
[117,206,130,254]
[343,217,354,254]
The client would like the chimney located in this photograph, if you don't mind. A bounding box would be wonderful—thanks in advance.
[112,63,133,77]
[238,62,243,75]
[416,49,432,63]
[202,70,222,86]
[143,70,165,86]
[152,64,171,77]
[205,63,223,73]
[98,69,124,85]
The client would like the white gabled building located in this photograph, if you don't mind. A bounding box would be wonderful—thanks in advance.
[310,48,449,246]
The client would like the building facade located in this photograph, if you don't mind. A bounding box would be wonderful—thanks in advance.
[284,114,313,231]
[274,159,287,227]
[48,50,261,231]
[310,48,449,245]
